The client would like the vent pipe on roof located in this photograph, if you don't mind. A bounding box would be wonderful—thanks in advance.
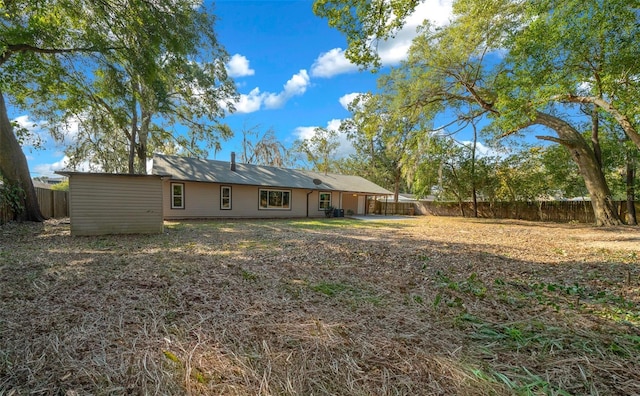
[230,152,236,171]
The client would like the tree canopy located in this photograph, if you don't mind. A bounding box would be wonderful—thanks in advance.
[314,0,639,226]
[0,0,236,220]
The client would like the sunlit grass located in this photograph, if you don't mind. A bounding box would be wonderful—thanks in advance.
[286,218,404,230]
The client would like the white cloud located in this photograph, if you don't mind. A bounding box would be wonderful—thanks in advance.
[31,155,97,178]
[377,0,453,66]
[293,126,316,141]
[57,116,80,145]
[12,115,48,147]
[235,87,264,114]
[294,118,355,159]
[459,141,500,158]
[232,70,311,113]
[13,113,83,149]
[264,69,310,109]
[226,54,255,78]
[338,92,363,110]
[327,118,355,158]
[408,0,452,28]
[577,81,592,95]
[308,1,453,78]
[310,48,359,78]
[284,70,311,95]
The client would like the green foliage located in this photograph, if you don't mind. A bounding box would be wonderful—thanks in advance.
[241,269,258,282]
[163,350,181,364]
[313,0,420,70]
[240,126,292,167]
[50,180,69,191]
[310,281,382,305]
[292,127,340,174]
[1,0,237,175]
[339,89,431,198]
[0,179,25,217]
[310,281,354,297]
[436,271,487,298]
[316,0,637,225]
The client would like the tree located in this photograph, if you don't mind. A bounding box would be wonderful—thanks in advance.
[240,125,291,167]
[1,0,236,221]
[0,0,115,221]
[293,127,340,174]
[315,0,629,225]
[341,90,425,202]
[412,133,495,217]
[313,0,420,69]
[499,0,640,150]
[34,1,236,174]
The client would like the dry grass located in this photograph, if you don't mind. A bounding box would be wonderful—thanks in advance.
[1,216,639,395]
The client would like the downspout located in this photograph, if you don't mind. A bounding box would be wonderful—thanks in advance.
[306,190,313,217]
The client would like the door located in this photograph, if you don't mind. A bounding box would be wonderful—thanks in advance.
[357,195,366,215]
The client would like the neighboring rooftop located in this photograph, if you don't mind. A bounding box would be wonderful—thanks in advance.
[152,154,392,195]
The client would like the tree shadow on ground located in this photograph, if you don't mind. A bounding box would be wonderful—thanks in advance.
[0,218,638,395]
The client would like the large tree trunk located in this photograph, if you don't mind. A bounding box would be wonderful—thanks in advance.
[471,124,478,218]
[0,91,45,222]
[533,112,621,226]
[128,97,138,174]
[591,106,602,167]
[626,150,637,225]
[136,109,151,174]
[393,168,400,203]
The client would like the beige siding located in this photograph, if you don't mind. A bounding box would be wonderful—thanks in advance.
[163,181,333,219]
[69,174,163,235]
[341,193,358,215]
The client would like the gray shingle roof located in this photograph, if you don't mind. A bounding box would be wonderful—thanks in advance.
[152,154,392,195]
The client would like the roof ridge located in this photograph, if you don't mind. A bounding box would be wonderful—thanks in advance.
[151,153,392,195]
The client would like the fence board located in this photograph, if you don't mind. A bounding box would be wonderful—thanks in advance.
[373,200,640,224]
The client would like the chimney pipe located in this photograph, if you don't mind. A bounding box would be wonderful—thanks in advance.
[230,152,236,171]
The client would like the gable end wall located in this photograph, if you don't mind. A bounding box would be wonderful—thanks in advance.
[69,174,163,236]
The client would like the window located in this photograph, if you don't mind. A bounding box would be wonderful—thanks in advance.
[221,186,231,210]
[171,183,184,209]
[259,189,291,210]
[319,192,332,210]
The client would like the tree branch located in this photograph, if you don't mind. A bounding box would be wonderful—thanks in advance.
[557,93,640,149]
[0,43,115,66]
[534,135,569,145]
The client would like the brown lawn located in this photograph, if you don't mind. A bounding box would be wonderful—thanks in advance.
[1,216,639,395]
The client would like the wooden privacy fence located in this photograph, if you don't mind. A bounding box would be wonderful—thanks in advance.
[0,187,68,224]
[368,201,415,216]
[373,200,639,224]
[37,188,69,219]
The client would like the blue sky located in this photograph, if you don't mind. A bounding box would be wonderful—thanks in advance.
[16,0,456,177]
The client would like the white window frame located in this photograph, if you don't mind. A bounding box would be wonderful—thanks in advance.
[319,192,332,210]
[259,189,291,210]
[221,185,232,210]
[171,183,185,209]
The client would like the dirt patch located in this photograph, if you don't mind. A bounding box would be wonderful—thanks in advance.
[1,216,639,395]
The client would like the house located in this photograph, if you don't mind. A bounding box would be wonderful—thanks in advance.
[152,153,392,219]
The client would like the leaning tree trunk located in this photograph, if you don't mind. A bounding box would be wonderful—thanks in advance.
[534,112,621,226]
[136,109,152,174]
[0,91,45,222]
[393,169,400,203]
[626,151,637,225]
